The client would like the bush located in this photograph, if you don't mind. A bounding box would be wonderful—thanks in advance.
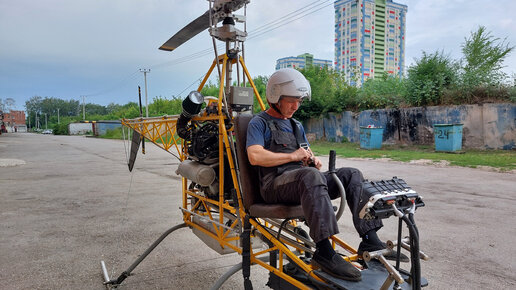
[357,73,407,109]
[334,85,360,112]
[53,122,69,135]
[461,26,514,89]
[406,51,459,106]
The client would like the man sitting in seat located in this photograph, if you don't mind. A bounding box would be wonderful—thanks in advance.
[246,68,406,281]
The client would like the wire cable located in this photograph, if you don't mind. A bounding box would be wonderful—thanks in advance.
[80,1,333,100]
[149,0,333,71]
[84,70,140,97]
[175,73,208,97]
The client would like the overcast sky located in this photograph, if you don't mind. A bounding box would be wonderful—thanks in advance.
[1,0,515,111]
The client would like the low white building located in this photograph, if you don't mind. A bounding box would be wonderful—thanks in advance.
[68,122,93,135]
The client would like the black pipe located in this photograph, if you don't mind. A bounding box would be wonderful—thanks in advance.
[401,214,421,290]
[177,91,204,139]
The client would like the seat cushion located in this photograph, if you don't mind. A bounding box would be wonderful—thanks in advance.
[249,203,304,219]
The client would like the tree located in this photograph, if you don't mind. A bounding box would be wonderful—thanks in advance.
[251,75,268,113]
[0,98,15,112]
[406,51,459,106]
[295,66,346,120]
[461,26,514,88]
[148,96,182,116]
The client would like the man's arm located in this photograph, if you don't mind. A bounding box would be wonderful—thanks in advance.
[247,144,312,167]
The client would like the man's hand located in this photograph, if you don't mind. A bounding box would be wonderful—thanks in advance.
[312,156,323,170]
[293,147,313,163]
[304,147,322,170]
[247,145,321,169]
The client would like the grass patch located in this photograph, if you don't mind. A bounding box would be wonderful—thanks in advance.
[99,128,124,139]
[310,141,516,172]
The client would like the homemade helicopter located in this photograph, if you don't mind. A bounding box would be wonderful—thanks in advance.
[101,1,429,289]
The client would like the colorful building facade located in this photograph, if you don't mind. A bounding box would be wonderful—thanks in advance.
[334,0,407,85]
[276,53,333,70]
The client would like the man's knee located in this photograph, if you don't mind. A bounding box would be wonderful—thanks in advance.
[299,167,327,190]
[336,167,364,184]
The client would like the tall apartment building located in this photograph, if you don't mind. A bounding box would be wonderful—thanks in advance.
[334,0,407,85]
[276,53,333,70]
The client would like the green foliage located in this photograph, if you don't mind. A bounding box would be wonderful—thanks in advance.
[108,102,140,119]
[406,51,459,106]
[357,73,407,110]
[200,80,221,98]
[510,75,516,102]
[19,28,515,131]
[101,127,124,139]
[251,75,268,113]
[333,85,360,112]
[52,122,69,135]
[148,96,182,116]
[295,66,349,120]
[461,26,514,88]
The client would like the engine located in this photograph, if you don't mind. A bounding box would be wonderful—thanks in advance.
[175,91,234,202]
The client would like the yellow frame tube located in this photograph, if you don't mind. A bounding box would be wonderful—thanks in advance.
[239,56,266,111]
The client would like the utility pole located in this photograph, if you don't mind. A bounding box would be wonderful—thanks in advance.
[139,68,150,117]
[44,113,48,129]
[82,96,86,120]
[57,108,60,124]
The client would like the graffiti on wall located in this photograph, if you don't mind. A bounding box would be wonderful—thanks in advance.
[303,103,516,150]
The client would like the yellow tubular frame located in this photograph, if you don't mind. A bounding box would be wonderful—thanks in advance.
[121,53,359,289]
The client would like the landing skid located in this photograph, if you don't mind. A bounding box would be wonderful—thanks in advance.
[100,223,187,288]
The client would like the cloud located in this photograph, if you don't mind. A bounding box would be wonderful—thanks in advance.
[1,0,515,110]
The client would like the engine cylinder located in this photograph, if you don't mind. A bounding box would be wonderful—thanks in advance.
[176,160,216,186]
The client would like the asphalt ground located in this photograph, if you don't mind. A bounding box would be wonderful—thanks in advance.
[0,133,515,289]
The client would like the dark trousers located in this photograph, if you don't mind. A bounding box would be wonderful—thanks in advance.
[261,167,383,243]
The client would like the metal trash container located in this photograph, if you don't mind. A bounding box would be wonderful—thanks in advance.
[433,124,463,152]
[360,126,384,150]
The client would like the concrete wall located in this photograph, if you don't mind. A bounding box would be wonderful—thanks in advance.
[68,123,93,135]
[303,103,516,150]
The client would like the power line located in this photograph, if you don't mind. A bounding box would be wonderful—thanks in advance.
[84,71,140,97]
[80,1,333,100]
[247,0,329,36]
[175,73,208,98]
[149,0,333,71]
[248,1,334,41]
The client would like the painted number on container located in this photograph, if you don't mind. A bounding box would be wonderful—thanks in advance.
[436,129,449,139]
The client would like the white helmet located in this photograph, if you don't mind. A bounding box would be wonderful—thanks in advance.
[266,68,311,104]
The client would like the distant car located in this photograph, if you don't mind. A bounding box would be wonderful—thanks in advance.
[42,129,53,134]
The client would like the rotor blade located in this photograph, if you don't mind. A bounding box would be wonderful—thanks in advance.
[128,130,141,172]
[138,86,145,155]
[159,9,213,51]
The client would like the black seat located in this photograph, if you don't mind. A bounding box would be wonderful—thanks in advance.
[234,114,304,219]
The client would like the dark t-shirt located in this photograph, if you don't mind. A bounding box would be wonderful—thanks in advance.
[246,112,309,150]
